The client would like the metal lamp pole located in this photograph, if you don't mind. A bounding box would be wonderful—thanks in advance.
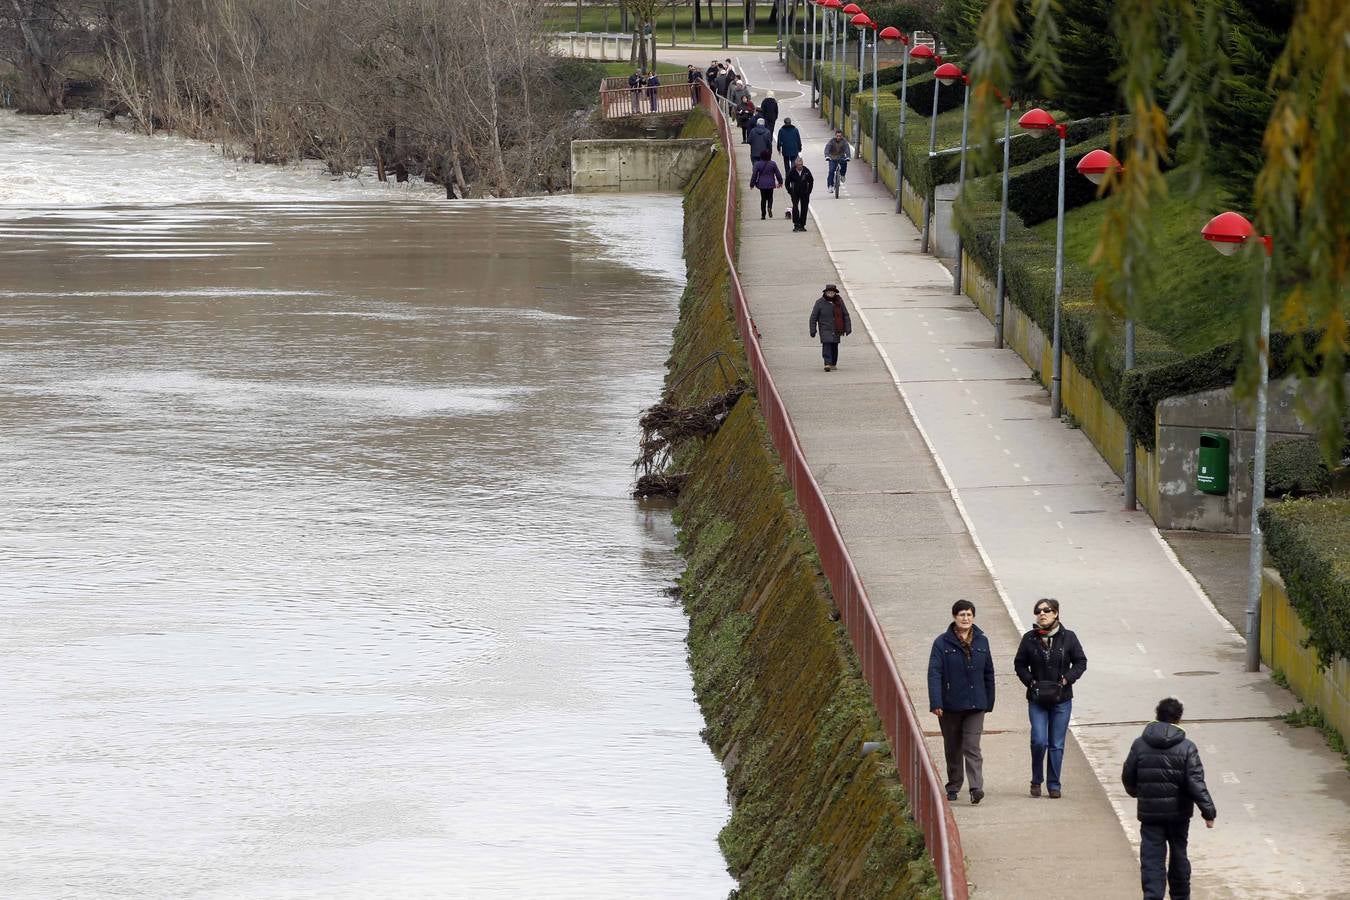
[870,20,879,181]
[878,28,906,194]
[850,12,867,151]
[993,96,1012,348]
[1077,149,1133,507]
[1202,212,1274,673]
[723,0,728,49]
[952,72,970,294]
[919,55,944,254]
[1018,108,1068,417]
[809,1,817,107]
[837,10,846,132]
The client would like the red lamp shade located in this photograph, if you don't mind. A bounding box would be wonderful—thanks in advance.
[1018,106,1058,137]
[909,43,934,60]
[824,0,842,9]
[878,26,905,42]
[842,2,862,13]
[934,62,963,86]
[1201,211,1255,257]
[1076,148,1122,185]
[850,12,870,26]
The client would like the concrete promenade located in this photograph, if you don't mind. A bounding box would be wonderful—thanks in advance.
[668,47,1350,898]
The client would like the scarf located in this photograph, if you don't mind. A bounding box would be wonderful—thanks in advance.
[954,625,974,660]
[829,296,845,334]
[1036,621,1061,652]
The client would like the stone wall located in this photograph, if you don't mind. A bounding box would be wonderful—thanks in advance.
[570,138,715,193]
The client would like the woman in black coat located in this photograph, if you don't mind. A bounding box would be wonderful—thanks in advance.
[808,284,851,371]
[1013,598,1087,799]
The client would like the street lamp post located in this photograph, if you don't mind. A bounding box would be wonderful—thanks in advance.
[809,0,817,107]
[879,27,907,195]
[898,41,931,216]
[723,0,728,50]
[1018,107,1068,418]
[1076,149,1135,509]
[1202,211,1275,673]
[936,62,969,294]
[847,8,867,151]
[993,94,1012,348]
[835,2,848,132]
[919,51,945,253]
[868,17,879,182]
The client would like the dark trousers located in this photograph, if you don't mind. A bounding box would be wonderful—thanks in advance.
[758,188,775,218]
[1140,820,1192,900]
[937,709,985,793]
[791,192,810,229]
[820,340,839,366]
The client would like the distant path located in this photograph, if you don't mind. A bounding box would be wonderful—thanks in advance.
[662,46,1350,898]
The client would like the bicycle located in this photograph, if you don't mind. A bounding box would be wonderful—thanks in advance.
[827,156,848,199]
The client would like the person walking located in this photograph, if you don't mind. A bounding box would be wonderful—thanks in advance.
[628,70,643,115]
[728,78,751,110]
[808,284,851,371]
[735,96,757,144]
[747,117,773,164]
[759,89,779,133]
[1013,598,1087,799]
[750,149,783,220]
[927,599,995,804]
[1122,697,1218,900]
[785,156,814,232]
[776,116,802,173]
[687,64,702,104]
[646,71,660,112]
[824,129,852,190]
[714,64,731,98]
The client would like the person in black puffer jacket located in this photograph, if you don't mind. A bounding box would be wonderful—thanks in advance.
[1013,597,1087,799]
[1122,697,1218,900]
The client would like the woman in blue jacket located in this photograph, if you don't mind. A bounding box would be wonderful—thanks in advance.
[928,599,995,804]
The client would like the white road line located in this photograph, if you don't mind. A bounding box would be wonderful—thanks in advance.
[1149,528,1245,642]
[1136,642,1148,654]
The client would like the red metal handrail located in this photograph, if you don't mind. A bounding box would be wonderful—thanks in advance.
[695,88,969,900]
[599,81,702,120]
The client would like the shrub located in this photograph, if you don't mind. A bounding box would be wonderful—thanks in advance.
[1264,438,1334,497]
[1260,498,1350,669]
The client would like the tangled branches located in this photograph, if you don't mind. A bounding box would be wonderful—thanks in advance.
[633,381,748,498]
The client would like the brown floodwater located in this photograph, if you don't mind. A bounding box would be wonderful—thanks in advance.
[0,196,733,898]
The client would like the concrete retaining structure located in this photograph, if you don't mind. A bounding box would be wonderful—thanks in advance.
[570,138,715,193]
[549,32,637,61]
[1262,567,1350,744]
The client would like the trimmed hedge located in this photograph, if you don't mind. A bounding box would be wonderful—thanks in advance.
[1264,438,1335,497]
[1260,498,1350,669]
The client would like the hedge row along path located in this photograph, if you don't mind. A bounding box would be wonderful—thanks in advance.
[662,46,1350,897]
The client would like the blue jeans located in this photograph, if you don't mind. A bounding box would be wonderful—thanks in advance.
[1028,699,1072,790]
[1140,820,1191,900]
[821,341,839,366]
[827,157,848,187]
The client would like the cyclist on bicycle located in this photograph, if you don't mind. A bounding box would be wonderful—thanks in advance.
[824,130,852,191]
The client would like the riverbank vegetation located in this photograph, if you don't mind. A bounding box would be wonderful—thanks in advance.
[0,0,627,197]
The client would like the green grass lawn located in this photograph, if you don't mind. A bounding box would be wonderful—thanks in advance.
[544,2,785,46]
[1031,171,1255,356]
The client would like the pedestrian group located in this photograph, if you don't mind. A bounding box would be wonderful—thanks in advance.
[922,598,1216,899]
[724,67,1218,900]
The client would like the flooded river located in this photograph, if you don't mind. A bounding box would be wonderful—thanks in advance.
[0,113,733,898]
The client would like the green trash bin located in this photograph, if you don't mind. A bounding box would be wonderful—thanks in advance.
[1197,432,1230,495]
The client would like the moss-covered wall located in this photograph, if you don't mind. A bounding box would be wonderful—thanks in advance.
[667,110,937,898]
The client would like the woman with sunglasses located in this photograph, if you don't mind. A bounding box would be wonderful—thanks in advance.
[1013,598,1087,799]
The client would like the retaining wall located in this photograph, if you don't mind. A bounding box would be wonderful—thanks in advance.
[1261,568,1350,744]
[570,138,714,192]
[665,108,940,898]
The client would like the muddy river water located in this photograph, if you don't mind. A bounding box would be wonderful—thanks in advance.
[0,113,732,898]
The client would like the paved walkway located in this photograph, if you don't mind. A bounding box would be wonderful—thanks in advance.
[666,48,1350,898]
